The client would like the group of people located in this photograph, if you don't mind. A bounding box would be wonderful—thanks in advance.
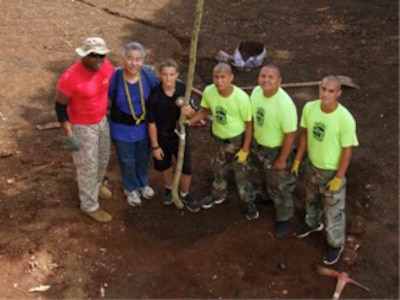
[55,37,201,217]
[55,37,358,266]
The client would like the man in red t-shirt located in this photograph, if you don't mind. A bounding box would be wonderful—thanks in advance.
[55,37,115,222]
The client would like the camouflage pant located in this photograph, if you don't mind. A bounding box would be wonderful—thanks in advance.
[71,117,110,212]
[252,144,296,221]
[304,160,346,247]
[211,135,254,203]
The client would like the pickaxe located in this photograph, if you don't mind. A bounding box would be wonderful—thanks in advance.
[316,265,370,299]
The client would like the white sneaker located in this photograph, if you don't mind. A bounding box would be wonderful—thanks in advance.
[124,190,142,206]
[141,186,155,199]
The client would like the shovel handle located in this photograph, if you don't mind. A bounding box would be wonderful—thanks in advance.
[241,81,321,91]
[282,81,321,88]
[191,86,204,96]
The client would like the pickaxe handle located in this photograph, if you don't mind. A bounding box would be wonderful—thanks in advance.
[316,265,340,277]
[333,276,347,300]
[346,277,371,292]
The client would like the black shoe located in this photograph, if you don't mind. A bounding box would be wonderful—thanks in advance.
[182,194,200,213]
[253,189,269,204]
[245,201,259,220]
[275,221,289,238]
[323,245,344,265]
[214,196,226,205]
[199,195,215,209]
[162,188,173,205]
[294,222,324,238]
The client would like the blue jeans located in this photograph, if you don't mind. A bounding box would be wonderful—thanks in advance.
[113,138,150,192]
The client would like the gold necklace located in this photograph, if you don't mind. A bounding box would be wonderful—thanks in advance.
[122,71,146,125]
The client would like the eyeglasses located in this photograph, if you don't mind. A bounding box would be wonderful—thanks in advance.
[88,53,106,58]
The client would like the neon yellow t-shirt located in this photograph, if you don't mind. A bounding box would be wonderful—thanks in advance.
[301,100,359,170]
[250,86,298,147]
[201,85,251,139]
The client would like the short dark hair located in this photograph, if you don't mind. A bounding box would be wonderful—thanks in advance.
[262,63,281,77]
[159,58,179,72]
[322,75,342,89]
[213,62,232,73]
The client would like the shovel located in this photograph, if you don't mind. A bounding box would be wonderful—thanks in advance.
[240,75,360,91]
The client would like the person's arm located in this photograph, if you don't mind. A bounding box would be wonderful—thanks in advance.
[295,127,307,162]
[183,106,211,125]
[180,104,195,118]
[241,121,253,152]
[148,122,164,160]
[326,147,352,192]
[291,127,307,175]
[55,89,73,137]
[274,131,297,170]
[234,121,252,164]
[335,147,352,179]
[55,89,81,151]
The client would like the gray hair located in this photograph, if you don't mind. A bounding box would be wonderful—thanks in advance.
[122,42,146,58]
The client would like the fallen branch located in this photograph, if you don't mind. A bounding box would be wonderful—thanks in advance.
[0,150,13,158]
[36,121,61,131]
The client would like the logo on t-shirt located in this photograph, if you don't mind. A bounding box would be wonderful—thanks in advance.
[256,107,265,126]
[215,106,227,124]
[313,122,326,141]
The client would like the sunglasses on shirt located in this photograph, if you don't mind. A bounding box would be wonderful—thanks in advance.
[88,53,106,58]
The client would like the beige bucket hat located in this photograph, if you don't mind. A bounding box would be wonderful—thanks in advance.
[75,37,110,57]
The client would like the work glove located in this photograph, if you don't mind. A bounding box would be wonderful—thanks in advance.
[234,149,249,164]
[326,176,343,192]
[291,159,300,176]
[66,135,80,151]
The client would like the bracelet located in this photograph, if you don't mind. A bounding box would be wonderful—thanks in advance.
[151,146,160,150]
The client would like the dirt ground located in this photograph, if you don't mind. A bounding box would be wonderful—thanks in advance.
[0,0,398,298]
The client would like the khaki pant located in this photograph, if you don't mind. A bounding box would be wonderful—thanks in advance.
[71,117,110,212]
[304,160,346,247]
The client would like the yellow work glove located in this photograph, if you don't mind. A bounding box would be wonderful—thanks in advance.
[326,176,343,192]
[234,149,249,164]
[184,119,191,127]
[291,159,300,176]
